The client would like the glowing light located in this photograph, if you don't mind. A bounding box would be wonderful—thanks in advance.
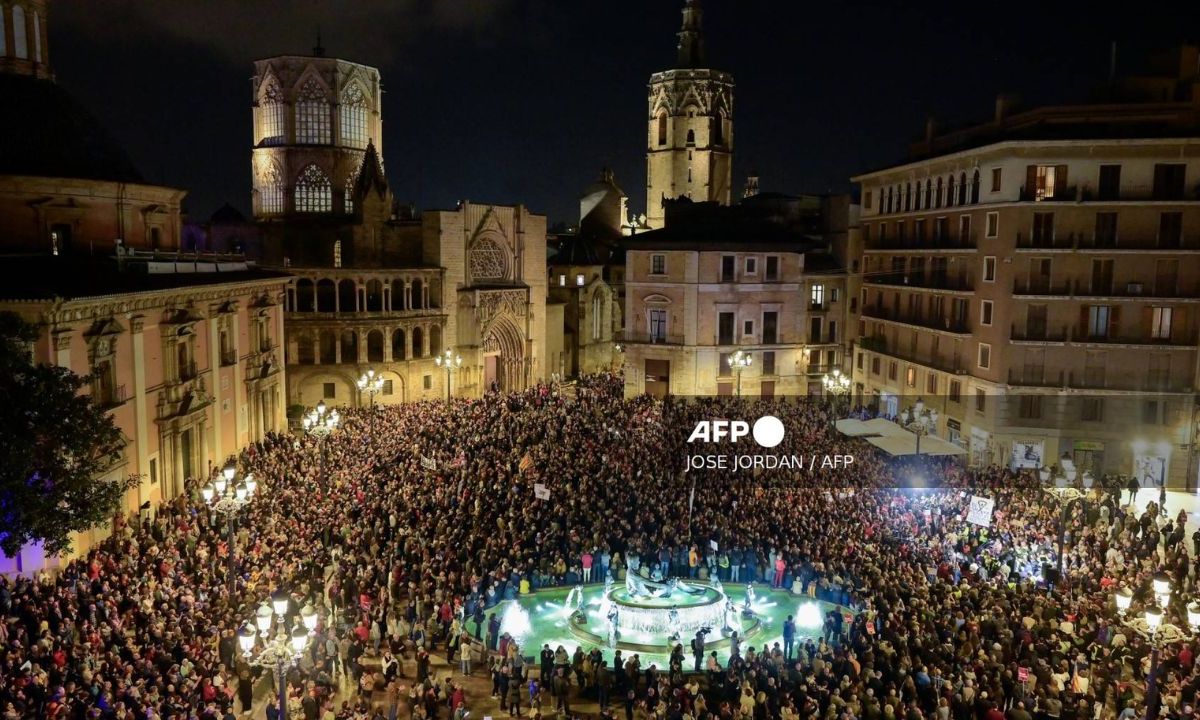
[499,602,533,641]
[797,602,823,629]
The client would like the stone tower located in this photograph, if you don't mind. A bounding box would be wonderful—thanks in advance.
[0,0,51,80]
[645,0,733,229]
[250,50,383,219]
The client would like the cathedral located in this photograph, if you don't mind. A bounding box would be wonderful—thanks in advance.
[246,50,549,407]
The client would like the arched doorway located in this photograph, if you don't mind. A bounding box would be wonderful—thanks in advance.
[482,316,525,393]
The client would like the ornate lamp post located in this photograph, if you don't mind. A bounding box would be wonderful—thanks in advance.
[728,350,752,397]
[1113,576,1200,720]
[901,398,939,456]
[434,348,462,405]
[238,591,319,720]
[1042,486,1086,585]
[356,369,384,409]
[301,401,339,481]
[200,458,256,596]
[822,368,851,425]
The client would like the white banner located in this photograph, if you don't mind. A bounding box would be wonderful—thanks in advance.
[420,456,437,471]
[966,495,995,527]
[533,483,551,500]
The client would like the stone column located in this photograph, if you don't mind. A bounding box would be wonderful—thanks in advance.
[130,316,150,512]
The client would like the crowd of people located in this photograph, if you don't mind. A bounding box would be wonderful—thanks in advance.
[1,372,1199,720]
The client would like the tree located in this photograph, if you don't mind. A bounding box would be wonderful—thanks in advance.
[0,312,132,559]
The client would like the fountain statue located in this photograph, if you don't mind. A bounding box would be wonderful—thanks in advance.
[667,606,681,642]
[607,605,619,648]
[564,585,584,614]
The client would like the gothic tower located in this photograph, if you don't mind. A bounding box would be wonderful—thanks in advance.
[250,50,383,220]
[645,0,734,229]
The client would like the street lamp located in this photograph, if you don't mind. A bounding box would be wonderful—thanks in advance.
[901,398,939,455]
[301,400,340,439]
[434,348,462,405]
[239,593,320,720]
[822,369,851,424]
[728,350,752,397]
[1113,577,1200,720]
[201,458,256,596]
[1043,486,1086,585]
[356,369,385,409]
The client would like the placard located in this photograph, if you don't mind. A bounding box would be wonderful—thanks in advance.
[965,496,995,527]
[533,483,551,500]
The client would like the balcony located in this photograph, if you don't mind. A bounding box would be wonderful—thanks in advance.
[1012,278,1072,296]
[1066,370,1191,393]
[1013,278,1198,300]
[1015,232,1200,252]
[1018,185,1079,202]
[94,384,128,409]
[220,349,238,366]
[1010,324,1069,343]
[1007,369,1065,388]
[863,235,977,252]
[618,331,686,346]
[861,305,971,335]
[865,273,974,293]
[178,360,199,381]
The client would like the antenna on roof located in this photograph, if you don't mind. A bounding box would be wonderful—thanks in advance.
[314,27,325,57]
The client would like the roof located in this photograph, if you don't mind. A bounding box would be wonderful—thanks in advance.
[552,234,604,266]
[0,255,291,302]
[622,210,819,253]
[209,203,247,224]
[0,75,144,183]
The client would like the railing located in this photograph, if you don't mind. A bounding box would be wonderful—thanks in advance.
[861,305,970,334]
[220,349,238,366]
[1019,185,1078,202]
[1076,186,1200,202]
[864,235,977,251]
[94,384,128,408]
[1007,369,1064,387]
[1010,323,1069,343]
[865,274,974,293]
[1014,277,1195,298]
[1012,279,1072,296]
[618,331,686,346]
[1015,231,1200,251]
[178,360,198,381]
[1067,371,1191,393]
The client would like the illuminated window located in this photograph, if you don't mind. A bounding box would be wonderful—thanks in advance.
[333,240,342,268]
[1087,305,1111,339]
[340,84,369,148]
[12,5,26,59]
[576,273,585,286]
[1028,165,1067,201]
[258,80,286,146]
[344,166,360,214]
[905,366,916,387]
[810,284,824,308]
[295,78,331,145]
[294,164,332,213]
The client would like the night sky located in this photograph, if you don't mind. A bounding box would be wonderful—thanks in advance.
[53,1,1187,226]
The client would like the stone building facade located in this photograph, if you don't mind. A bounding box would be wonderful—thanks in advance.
[850,54,1200,486]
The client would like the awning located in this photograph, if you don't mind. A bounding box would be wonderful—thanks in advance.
[835,417,911,438]
[865,434,968,457]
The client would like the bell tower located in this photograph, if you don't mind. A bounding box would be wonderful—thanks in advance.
[0,0,52,80]
[645,0,733,229]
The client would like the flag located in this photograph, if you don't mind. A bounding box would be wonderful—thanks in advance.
[519,453,534,473]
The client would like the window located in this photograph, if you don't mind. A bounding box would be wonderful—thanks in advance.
[990,167,1002,192]
[576,274,585,286]
[888,361,898,381]
[761,256,778,282]
[718,312,735,345]
[856,352,863,370]
[382,380,394,396]
[344,171,357,214]
[718,353,731,377]
[260,163,283,214]
[975,389,986,412]
[651,254,666,275]
[1143,400,1160,425]
[960,215,972,242]
[1087,305,1112,339]
[1018,395,1042,419]
[295,164,332,213]
[657,114,667,146]
[864,191,873,210]
[949,379,961,403]
[1151,307,1173,340]
[1090,259,1113,295]
[1098,165,1121,200]
[980,257,996,284]
[905,366,917,388]
[333,239,342,268]
[810,284,825,309]
[762,351,776,375]
[592,293,603,340]
[686,129,695,145]
[985,212,998,238]
[977,343,991,369]
[923,372,936,395]
[762,312,778,344]
[1159,212,1183,248]
[980,300,993,326]
[810,317,822,343]
[12,5,26,59]
[721,256,735,282]
[1032,212,1054,244]
[295,78,331,145]
[871,356,881,375]
[423,375,432,390]
[1152,163,1186,200]
[258,80,286,145]
[558,274,566,286]
[1026,305,1048,339]
[340,84,369,148]
[323,382,336,399]
[743,319,754,337]
[1082,398,1104,422]
[1094,212,1117,246]
[745,258,757,275]
[649,309,668,342]
[1027,164,1067,200]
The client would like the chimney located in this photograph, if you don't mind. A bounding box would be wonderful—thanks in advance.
[994,93,1020,124]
